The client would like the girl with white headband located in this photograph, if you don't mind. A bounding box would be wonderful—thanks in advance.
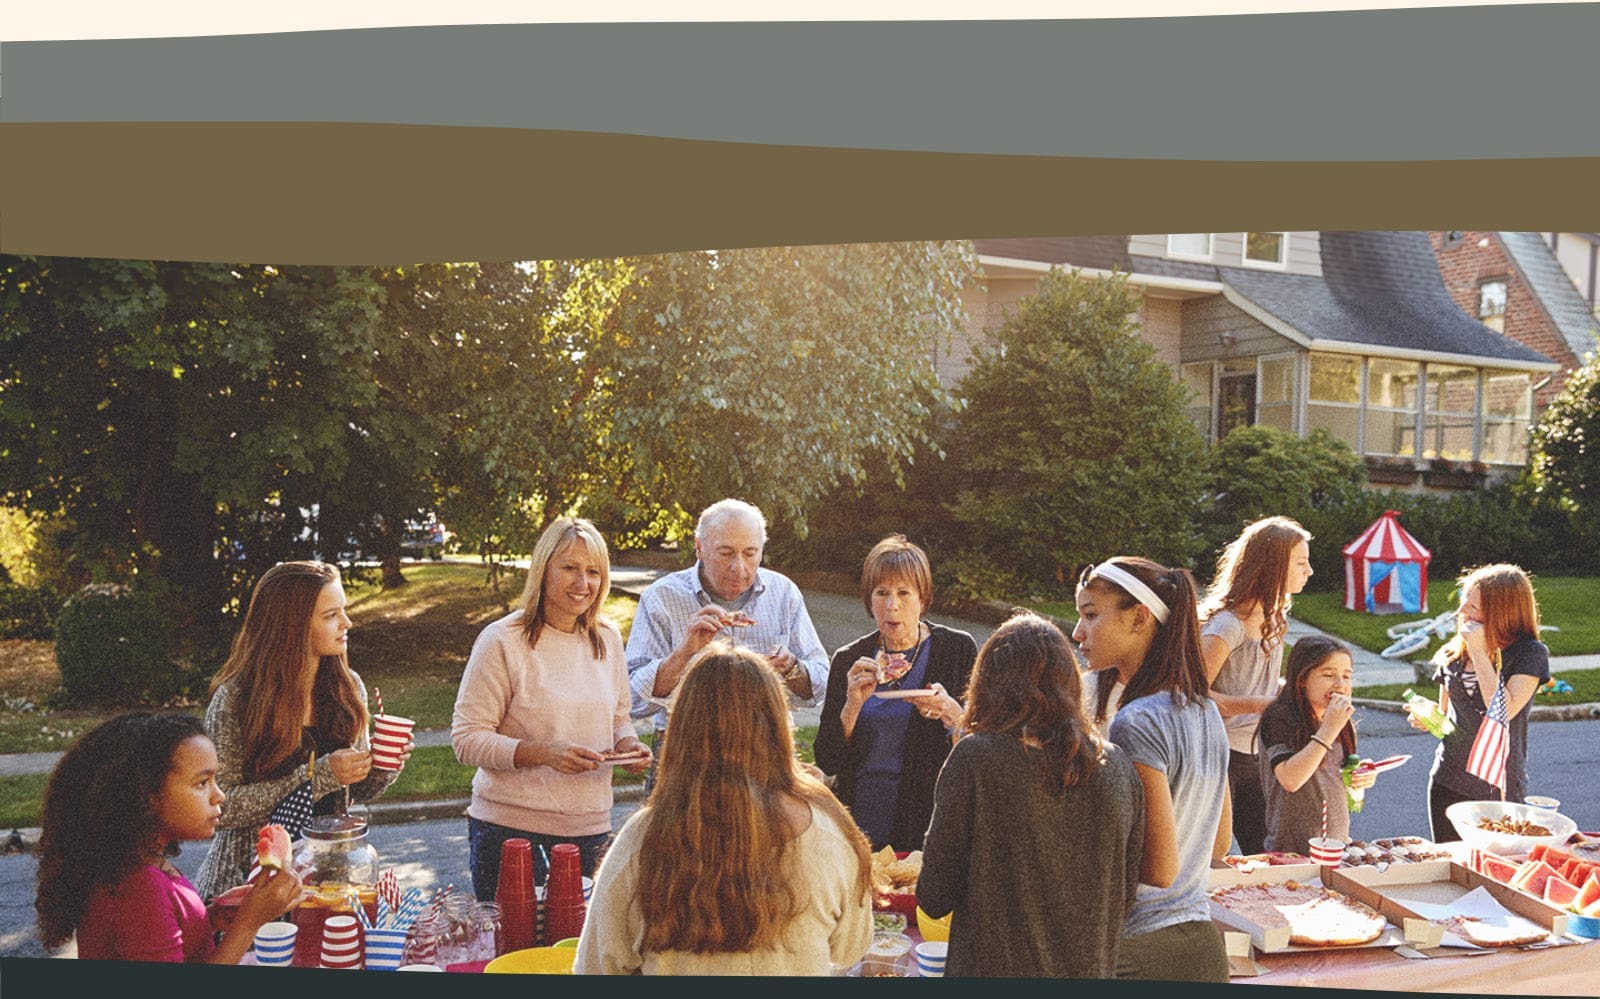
[1197,516,1314,857]
[1072,556,1230,983]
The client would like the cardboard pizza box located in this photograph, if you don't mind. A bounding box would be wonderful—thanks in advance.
[1325,860,1570,946]
[1206,862,1409,953]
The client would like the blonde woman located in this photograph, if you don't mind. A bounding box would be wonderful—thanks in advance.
[452,516,649,900]
[575,643,873,975]
[1197,516,1314,855]
[1415,564,1549,841]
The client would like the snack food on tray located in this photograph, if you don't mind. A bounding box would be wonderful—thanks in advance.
[1477,815,1552,837]
[1224,852,1310,872]
[1373,837,1454,862]
[869,845,922,894]
[1210,880,1387,947]
[1436,914,1549,948]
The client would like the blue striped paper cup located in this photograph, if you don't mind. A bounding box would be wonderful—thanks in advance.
[363,926,409,970]
[915,941,947,977]
[253,921,298,966]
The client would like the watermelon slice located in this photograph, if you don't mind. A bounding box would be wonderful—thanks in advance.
[1509,859,1559,896]
[1479,853,1522,885]
[1584,896,1600,918]
[257,823,292,872]
[1529,844,1552,863]
[1544,875,1581,909]
[1576,873,1600,913]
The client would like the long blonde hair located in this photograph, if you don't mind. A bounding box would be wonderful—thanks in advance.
[1438,563,1541,668]
[517,516,612,657]
[1198,516,1312,654]
[637,644,871,952]
[208,562,365,782]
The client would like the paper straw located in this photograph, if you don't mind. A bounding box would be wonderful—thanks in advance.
[374,686,384,720]
[1321,800,1328,841]
[377,896,390,930]
[350,890,372,931]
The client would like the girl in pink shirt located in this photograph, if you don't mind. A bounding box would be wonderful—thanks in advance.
[35,711,302,963]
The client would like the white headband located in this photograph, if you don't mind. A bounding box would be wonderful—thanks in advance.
[1088,562,1171,625]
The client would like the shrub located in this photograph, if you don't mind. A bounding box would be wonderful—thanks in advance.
[946,268,1209,593]
[0,582,57,639]
[53,583,175,705]
[1527,352,1600,562]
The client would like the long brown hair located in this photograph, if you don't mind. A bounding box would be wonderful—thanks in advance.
[35,712,209,950]
[1437,563,1541,668]
[1198,516,1311,654]
[517,516,612,658]
[959,612,1105,790]
[637,644,871,953]
[208,561,364,781]
[1078,556,1210,710]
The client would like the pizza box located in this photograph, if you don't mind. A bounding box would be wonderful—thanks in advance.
[1206,861,1410,953]
[1325,859,1570,947]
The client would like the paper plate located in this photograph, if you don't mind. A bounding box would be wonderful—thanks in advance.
[873,689,936,700]
[484,946,577,974]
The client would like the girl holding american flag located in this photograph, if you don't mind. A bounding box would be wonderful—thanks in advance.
[1412,564,1550,842]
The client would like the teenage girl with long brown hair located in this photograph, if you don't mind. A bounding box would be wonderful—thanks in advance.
[575,643,873,975]
[1197,516,1315,855]
[194,561,407,899]
[1073,556,1231,983]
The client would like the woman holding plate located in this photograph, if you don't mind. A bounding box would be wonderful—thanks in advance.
[815,534,977,852]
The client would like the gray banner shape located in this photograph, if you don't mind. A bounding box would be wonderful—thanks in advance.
[2,8,1599,161]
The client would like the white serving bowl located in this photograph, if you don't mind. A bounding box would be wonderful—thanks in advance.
[1446,799,1577,857]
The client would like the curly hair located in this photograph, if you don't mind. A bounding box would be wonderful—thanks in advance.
[35,711,208,950]
[1198,516,1312,655]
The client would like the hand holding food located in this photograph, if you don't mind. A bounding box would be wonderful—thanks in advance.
[327,747,373,785]
[602,739,652,774]
[256,823,292,872]
[845,656,880,705]
[1320,692,1355,734]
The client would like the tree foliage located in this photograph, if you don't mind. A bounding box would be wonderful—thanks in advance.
[946,268,1209,594]
[1527,351,1600,557]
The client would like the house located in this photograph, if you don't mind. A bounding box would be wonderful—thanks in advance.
[1429,231,1600,407]
[957,232,1560,492]
[1545,232,1600,317]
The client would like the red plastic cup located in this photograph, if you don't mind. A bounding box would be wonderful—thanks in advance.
[496,839,536,952]
[546,843,583,903]
[542,898,587,946]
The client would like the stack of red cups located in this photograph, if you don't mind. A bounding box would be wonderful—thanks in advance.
[495,838,536,954]
[542,843,587,945]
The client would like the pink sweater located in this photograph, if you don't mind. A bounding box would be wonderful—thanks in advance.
[452,611,633,837]
[77,863,215,962]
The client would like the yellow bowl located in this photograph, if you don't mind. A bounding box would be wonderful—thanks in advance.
[484,946,577,974]
[551,937,580,949]
[916,905,951,943]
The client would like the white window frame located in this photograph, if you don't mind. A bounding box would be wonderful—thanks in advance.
[1255,352,1299,435]
[1241,232,1291,270]
[1167,233,1214,261]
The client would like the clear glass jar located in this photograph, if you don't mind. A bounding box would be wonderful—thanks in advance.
[474,901,504,960]
[403,911,450,969]
[291,814,380,888]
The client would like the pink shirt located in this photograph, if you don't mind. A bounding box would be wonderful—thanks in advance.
[76,863,215,962]
[452,611,633,836]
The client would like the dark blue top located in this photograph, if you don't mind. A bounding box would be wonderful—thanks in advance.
[850,639,931,849]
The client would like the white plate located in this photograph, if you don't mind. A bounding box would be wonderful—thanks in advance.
[1358,754,1411,775]
[873,688,936,700]
[602,753,650,766]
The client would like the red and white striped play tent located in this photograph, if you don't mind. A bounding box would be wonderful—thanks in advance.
[1343,510,1431,614]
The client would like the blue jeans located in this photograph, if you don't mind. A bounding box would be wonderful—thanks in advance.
[466,816,611,902]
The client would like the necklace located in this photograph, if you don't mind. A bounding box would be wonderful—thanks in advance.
[877,622,929,690]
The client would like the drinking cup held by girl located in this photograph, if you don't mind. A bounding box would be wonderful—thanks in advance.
[1197,516,1314,856]
[1257,636,1378,852]
[1414,564,1549,841]
[452,516,649,900]
[36,712,304,963]
[814,533,977,852]
[575,643,873,975]
[917,612,1143,978]
[195,561,408,900]
[1073,557,1231,984]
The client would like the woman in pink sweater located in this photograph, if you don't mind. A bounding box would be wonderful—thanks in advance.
[451,516,651,900]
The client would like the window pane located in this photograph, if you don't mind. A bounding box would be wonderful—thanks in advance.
[1426,366,1477,415]
[1246,232,1286,264]
[1369,358,1420,409]
[1258,403,1293,432]
[1478,281,1508,318]
[1365,408,1417,456]
[1260,356,1294,404]
[1423,414,1475,460]
[1169,233,1211,257]
[1307,403,1361,451]
[1485,372,1533,420]
[1310,354,1361,403]
[1482,418,1530,464]
[1182,362,1212,440]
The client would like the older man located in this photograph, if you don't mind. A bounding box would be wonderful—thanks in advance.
[626,498,829,790]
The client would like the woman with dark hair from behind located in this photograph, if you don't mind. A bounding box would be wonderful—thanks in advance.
[916,612,1143,978]
[1073,557,1231,983]
[574,643,873,975]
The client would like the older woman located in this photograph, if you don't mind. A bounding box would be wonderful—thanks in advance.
[451,516,650,900]
[814,534,977,852]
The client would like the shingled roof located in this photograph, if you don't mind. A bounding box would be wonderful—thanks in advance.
[1497,231,1600,365]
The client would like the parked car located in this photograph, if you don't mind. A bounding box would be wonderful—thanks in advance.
[400,521,451,560]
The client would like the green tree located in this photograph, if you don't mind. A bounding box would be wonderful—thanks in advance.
[1526,351,1600,561]
[946,268,1209,595]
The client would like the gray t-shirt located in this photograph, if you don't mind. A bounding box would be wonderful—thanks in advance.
[1257,701,1349,853]
[1201,609,1281,755]
[1109,692,1229,938]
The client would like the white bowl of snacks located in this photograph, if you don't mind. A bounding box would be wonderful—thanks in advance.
[1447,799,1577,857]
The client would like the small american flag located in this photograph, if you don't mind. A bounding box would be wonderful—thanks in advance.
[1465,679,1510,792]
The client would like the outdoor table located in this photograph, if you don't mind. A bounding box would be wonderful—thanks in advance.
[1236,936,1597,994]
